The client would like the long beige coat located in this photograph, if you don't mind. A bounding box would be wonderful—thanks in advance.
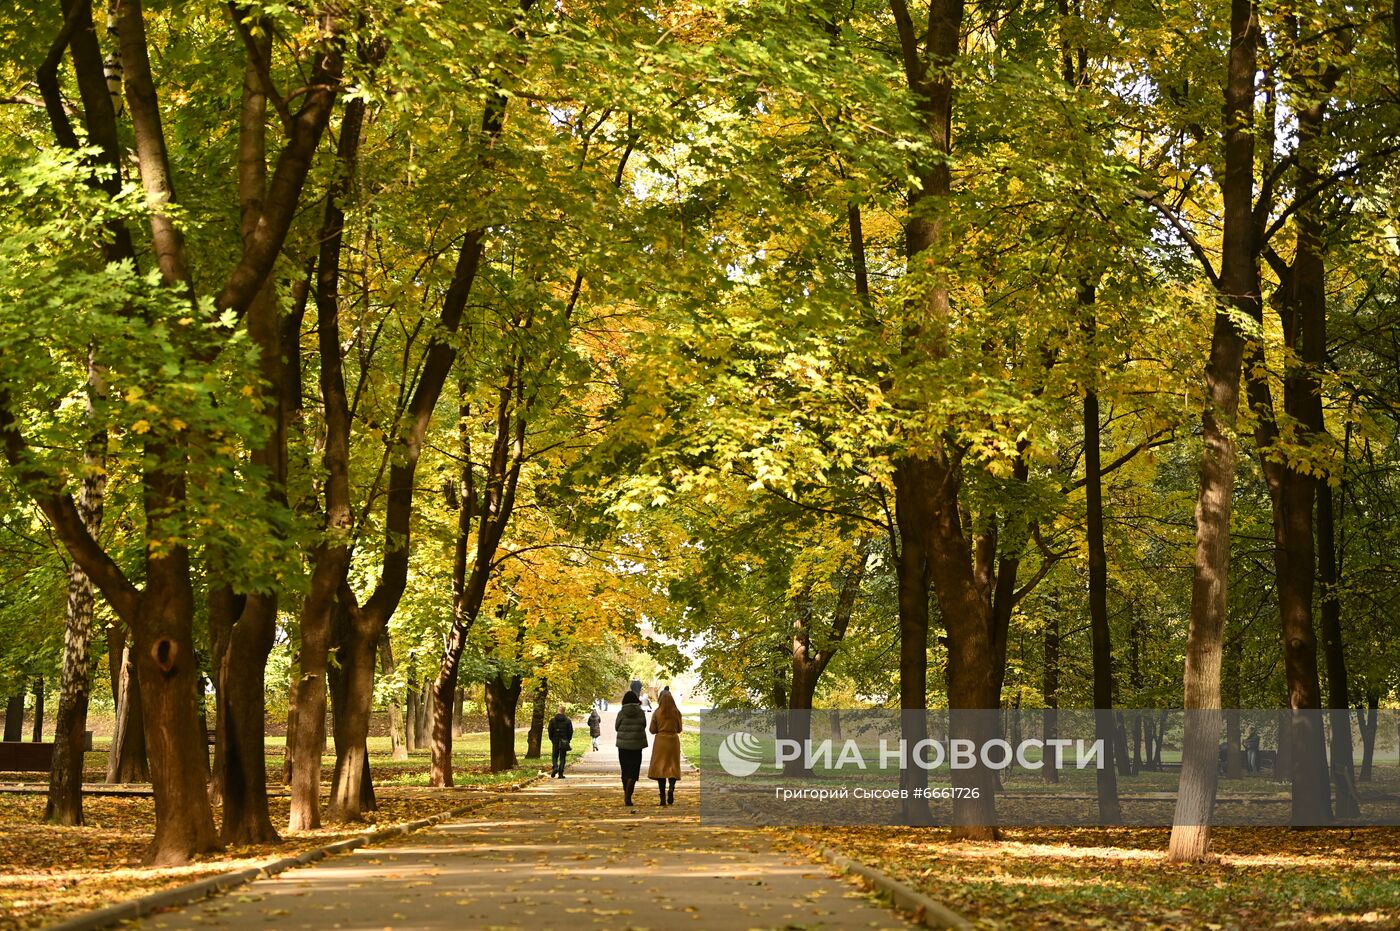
[647,702,683,779]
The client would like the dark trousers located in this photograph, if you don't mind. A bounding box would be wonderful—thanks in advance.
[618,748,642,781]
[552,742,568,775]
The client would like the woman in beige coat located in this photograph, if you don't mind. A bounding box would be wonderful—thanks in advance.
[647,690,683,806]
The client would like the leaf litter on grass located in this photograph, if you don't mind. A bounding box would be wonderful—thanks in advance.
[0,785,527,930]
[775,824,1400,930]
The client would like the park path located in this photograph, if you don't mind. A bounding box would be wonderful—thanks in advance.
[134,708,911,931]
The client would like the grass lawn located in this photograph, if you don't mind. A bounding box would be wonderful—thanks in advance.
[779,823,1400,929]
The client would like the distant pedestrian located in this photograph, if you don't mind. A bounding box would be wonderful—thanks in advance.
[615,690,648,806]
[548,706,574,778]
[1244,726,1260,774]
[642,692,653,713]
[648,690,683,806]
[587,707,602,751]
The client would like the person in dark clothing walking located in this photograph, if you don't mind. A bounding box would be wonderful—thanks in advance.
[548,707,574,778]
[587,708,602,751]
[615,690,648,806]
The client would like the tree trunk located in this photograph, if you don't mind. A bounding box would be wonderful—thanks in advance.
[292,77,367,830]
[1167,0,1258,864]
[31,678,44,741]
[350,53,520,799]
[328,603,380,822]
[1224,638,1245,778]
[1113,713,1133,777]
[1060,0,1120,807]
[46,432,106,824]
[484,673,522,773]
[206,582,238,808]
[431,405,475,786]
[1084,359,1122,822]
[207,22,288,848]
[1316,383,1358,816]
[783,665,816,778]
[925,459,1001,838]
[4,695,23,742]
[1042,611,1060,785]
[431,371,529,784]
[131,555,222,865]
[380,635,408,762]
[1244,33,1345,828]
[1276,706,1293,779]
[282,695,298,785]
[525,680,548,760]
[216,595,280,845]
[454,688,465,737]
[892,459,934,825]
[405,676,420,751]
[285,583,333,831]
[1357,694,1378,782]
[783,540,866,777]
[887,0,991,838]
[107,639,149,783]
[415,682,431,750]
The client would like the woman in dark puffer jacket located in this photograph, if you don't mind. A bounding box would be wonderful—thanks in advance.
[614,690,648,806]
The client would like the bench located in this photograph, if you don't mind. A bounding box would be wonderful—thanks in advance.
[0,741,55,772]
[0,732,96,773]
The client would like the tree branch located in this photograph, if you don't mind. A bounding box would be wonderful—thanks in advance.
[1136,189,1222,289]
[0,388,140,620]
[227,2,293,132]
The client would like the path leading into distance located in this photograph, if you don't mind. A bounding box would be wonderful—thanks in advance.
[135,709,910,931]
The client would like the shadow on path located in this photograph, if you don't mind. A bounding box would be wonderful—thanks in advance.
[137,713,909,930]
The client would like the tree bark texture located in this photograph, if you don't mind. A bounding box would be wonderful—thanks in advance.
[46,399,106,824]
[485,673,522,773]
[4,696,21,742]
[1357,694,1379,782]
[1083,308,1122,823]
[525,680,548,760]
[782,539,869,776]
[380,635,409,762]
[107,636,149,783]
[1042,611,1060,784]
[406,676,421,751]
[1168,0,1257,863]
[431,362,528,785]
[328,600,379,822]
[287,75,368,831]
[888,0,995,838]
[30,678,44,741]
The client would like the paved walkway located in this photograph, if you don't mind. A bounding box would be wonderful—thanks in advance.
[136,710,910,930]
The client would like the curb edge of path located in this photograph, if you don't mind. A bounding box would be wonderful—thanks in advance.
[807,841,974,930]
[45,776,542,931]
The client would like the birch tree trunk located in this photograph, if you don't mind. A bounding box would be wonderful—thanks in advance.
[46,377,106,824]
